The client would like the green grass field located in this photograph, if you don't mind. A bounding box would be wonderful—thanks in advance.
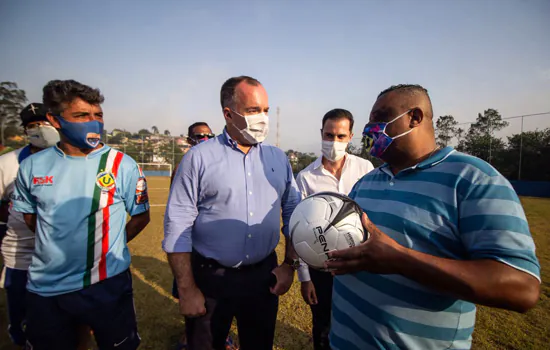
[1,176,549,349]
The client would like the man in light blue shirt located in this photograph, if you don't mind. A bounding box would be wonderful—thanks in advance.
[12,80,150,350]
[163,76,301,350]
[326,84,540,349]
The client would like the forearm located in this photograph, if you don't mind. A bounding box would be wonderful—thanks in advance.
[168,252,198,295]
[0,201,9,223]
[0,224,6,243]
[23,214,36,233]
[284,235,298,261]
[0,202,8,242]
[125,212,150,242]
[396,247,540,312]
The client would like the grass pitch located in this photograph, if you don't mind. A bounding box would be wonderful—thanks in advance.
[1,176,549,349]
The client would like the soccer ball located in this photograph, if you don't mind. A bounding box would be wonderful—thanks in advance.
[290,191,368,270]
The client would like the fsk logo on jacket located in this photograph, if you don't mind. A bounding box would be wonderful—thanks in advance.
[33,176,54,186]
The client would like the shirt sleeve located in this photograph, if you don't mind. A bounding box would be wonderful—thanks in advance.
[11,160,37,214]
[122,160,150,216]
[297,261,311,282]
[295,172,310,199]
[281,157,301,239]
[459,173,541,282]
[162,149,201,253]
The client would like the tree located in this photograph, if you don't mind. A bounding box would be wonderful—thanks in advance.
[152,126,159,134]
[137,129,151,136]
[435,115,459,148]
[460,109,508,163]
[109,133,126,144]
[455,127,465,151]
[0,82,27,146]
[503,128,550,181]
[164,129,171,136]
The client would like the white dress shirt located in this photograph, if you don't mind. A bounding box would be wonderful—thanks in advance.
[295,153,374,282]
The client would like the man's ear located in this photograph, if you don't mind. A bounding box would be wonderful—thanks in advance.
[46,113,61,129]
[410,108,424,128]
[223,107,232,122]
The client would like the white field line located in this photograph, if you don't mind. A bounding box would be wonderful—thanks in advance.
[150,204,167,207]
[130,266,177,303]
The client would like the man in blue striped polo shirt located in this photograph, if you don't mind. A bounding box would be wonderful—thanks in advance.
[326,84,540,349]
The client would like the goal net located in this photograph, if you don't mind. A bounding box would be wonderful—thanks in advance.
[137,163,173,177]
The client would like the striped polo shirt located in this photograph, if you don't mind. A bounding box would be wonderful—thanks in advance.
[330,147,540,350]
[12,145,149,296]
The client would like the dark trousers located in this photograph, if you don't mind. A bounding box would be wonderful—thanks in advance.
[25,269,139,350]
[1,266,28,346]
[184,252,279,350]
[309,268,333,350]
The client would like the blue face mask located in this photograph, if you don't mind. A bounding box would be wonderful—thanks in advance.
[56,117,104,149]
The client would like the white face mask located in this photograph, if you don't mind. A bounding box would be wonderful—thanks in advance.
[27,125,60,149]
[321,140,348,162]
[231,110,269,144]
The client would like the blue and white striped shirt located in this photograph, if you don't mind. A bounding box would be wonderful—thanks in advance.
[163,129,300,268]
[330,147,540,350]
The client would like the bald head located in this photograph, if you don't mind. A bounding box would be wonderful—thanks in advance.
[376,84,433,120]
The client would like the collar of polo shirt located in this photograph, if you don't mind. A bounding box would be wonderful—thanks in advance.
[380,146,455,176]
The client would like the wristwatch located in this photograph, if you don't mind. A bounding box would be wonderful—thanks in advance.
[284,258,300,270]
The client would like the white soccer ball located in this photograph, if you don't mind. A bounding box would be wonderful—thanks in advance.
[290,191,368,270]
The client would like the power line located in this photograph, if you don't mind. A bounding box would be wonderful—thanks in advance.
[455,111,550,126]
[345,111,550,143]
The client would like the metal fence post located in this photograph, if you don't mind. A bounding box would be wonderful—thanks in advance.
[518,116,524,180]
[489,118,493,164]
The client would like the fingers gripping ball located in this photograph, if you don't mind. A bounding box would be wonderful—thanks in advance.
[290,192,368,270]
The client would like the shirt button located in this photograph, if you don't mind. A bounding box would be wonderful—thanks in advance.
[248,172,251,176]
[250,212,253,216]
[389,181,394,186]
[248,234,252,238]
[246,255,249,259]
[249,191,252,195]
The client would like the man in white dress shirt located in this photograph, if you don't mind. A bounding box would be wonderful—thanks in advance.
[295,108,374,350]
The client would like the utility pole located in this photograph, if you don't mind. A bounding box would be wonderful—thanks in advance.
[172,135,175,169]
[141,135,144,164]
[276,107,280,148]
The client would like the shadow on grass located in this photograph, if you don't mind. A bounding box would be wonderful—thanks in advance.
[131,255,311,350]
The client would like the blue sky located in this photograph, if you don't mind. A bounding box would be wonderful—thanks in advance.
[1,0,549,153]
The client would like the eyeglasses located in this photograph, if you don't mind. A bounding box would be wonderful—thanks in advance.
[191,133,215,139]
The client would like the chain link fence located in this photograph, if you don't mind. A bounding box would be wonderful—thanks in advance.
[3,111,549,184]
[446,112,550,182]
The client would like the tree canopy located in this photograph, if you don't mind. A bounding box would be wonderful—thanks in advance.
[0,81,27,145]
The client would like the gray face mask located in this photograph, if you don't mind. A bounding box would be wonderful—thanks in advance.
[27,125,60,148]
